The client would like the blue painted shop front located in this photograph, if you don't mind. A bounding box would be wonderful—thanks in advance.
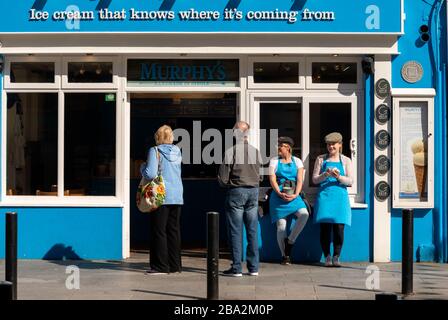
[0,0,447,263]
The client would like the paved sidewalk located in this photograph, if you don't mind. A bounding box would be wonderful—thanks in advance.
[1,251,447,300]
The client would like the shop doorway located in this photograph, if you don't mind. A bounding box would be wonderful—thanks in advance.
[129,92,238,251]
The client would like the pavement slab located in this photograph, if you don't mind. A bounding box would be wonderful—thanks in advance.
[1,251,447,300]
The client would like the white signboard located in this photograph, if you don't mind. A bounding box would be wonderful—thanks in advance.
[393,97,434,209]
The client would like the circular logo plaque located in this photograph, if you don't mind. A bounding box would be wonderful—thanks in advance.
[375,130,391,150]
[401,61,423,83]
[375,78,391,99]
[375,104,391,124]
[375,181,391,201]
[375,155,391,175]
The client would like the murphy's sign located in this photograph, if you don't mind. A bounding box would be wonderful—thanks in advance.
[0,0,403,33]
[127,59,239,86]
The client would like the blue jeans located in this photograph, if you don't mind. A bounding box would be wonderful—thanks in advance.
[225,187,259,273]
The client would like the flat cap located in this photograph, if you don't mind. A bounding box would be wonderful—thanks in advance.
[324,132,343,143]
[278,136,294,147]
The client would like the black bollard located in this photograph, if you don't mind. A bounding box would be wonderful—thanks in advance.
[6,212,17,300]
[0,281,13,300]
[402,209,414,296]
[206,212,219,300]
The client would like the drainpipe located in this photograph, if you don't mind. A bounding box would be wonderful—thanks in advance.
[431,0,446,263]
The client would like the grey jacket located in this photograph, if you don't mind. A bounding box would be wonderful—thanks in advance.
[218,141,263,188]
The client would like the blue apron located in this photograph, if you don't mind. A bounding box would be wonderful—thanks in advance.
[314,156,352,226]
[269,158,307,223]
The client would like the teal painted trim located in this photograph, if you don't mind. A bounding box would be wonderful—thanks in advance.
[0,208,123,260]
[0,55,2,198]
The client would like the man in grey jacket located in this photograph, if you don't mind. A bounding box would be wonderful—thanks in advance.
[218,121,263,277]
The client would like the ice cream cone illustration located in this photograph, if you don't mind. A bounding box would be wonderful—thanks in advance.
[411,140,427,197]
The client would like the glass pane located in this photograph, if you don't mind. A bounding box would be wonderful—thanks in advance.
[254,62,299,83]
[10,62,55,83]
[260,102,302,186]
[312,62,357,84]
[130,93,237,179]
[6,93,58,195]
[65,93,116,196]
[309,103,351,186]
[399,102,428,201]
[68,62,113,83]
[127,59,239,87]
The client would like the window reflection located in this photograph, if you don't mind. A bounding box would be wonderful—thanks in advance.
[309,103,351,186]
[312,62,357,84]
[10,62,55,83]
[64,93,116,196]
[68,62,113,83]
[254,62,299,83]
[6,93,58,195]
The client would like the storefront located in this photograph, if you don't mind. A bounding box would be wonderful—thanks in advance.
[0,0,446,262]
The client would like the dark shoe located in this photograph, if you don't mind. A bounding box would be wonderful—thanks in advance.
[281,256,291,265]
[222,268,242,277]
[284,238,293,257]
[145,268,168,275]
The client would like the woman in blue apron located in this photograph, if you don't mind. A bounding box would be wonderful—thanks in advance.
[269,137,309,265]
[312,132,353,267]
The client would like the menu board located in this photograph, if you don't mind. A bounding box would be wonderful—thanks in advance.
[398,102,428,200]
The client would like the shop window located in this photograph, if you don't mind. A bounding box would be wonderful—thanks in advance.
[67,62,113,83]
[127,59,239,87]
[248,57,304,89]
[6,93,58,196]
[130,93,237,179]
[308,102,352,186]
[10,62,55,83]
[311,62,357,84]
[259,101,302,186]
[64,93,116,196]
[254,62,299,84]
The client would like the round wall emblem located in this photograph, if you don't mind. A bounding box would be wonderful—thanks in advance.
[375,78,391,99]
[401,61,423,83]
[375,155,391,175]
[375,104,391,124]
[375,130,391,150]
[375,181,391,201]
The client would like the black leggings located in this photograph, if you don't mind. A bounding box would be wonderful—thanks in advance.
[320,223,345,257]
[149,205,182,273]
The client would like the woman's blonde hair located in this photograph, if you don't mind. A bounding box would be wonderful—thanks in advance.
[154,125,174,145]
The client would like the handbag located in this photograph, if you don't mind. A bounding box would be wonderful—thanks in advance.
[299,191,313,217]
[136,147,166,213]
[258,187,273,217]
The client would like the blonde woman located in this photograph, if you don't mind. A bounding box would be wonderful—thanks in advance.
[312,132,353,267]
[140,125,183,275]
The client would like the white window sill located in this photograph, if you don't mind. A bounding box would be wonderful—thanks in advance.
[0,197,124,208]
[350,202,368,209]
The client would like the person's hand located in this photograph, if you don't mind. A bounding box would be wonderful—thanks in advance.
[325,168,332,178]
[331,168,341,179]
[278,192,290,201]
[284,194,297,202]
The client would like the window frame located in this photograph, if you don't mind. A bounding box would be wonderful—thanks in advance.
[62,56,119,89]
[4,56,61,90]
[305,57,363,90]
[248,90,364,207]
[247,56,305,90]
[1,56,123,207]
